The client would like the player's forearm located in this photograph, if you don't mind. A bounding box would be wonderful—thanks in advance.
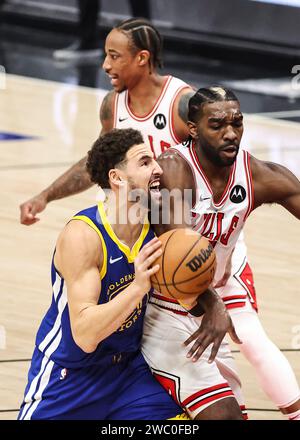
[72,282,146,352]
[192,288,225,315]
[43,155,93,203]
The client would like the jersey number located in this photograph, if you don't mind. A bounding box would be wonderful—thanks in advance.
[148,135,171,158]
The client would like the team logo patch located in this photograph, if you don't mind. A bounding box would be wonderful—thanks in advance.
[153,113,166,129]
[230,185,246,203]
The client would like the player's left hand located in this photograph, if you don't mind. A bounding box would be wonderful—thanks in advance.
[183,292,242,363]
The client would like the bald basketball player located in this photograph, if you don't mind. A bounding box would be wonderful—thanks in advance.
[143,86,300,420]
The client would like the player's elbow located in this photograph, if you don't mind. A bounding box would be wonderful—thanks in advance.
[74,334,97,353]
[71,324,98,353]
[81,344,97,354]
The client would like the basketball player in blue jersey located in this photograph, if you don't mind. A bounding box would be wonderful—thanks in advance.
[18,128,186,420]
[144,87,300,421]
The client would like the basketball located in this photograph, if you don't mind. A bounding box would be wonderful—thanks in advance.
[151,228,216,304]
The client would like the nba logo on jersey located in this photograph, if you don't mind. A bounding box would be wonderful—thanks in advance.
[60,368,68,380]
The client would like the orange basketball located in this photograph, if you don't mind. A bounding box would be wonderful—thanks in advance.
[151,228,216,304]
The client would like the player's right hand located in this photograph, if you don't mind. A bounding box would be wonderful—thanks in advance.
[133,237,162,294]
[19,193,48,225]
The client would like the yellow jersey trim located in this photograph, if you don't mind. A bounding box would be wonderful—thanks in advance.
[97,202,150,263]
[168,412,190,420]
[72,215,107,280]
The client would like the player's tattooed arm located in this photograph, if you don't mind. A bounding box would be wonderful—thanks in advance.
[99,90,115,134]
[44,155,92,203]
[20,155,94,225]
[19,92,116,225]
[45,91,115,202]
[44,91,116,201]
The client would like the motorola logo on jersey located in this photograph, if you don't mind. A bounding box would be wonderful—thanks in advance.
[153,113,167,129]
[230,185,246,203]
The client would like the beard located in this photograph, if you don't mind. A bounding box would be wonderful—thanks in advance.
[125,177,151,217]
[201,139,239,167]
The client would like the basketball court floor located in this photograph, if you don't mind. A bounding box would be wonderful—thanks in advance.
[0,25,299,421]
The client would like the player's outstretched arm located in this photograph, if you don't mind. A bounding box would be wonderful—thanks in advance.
[19,91,115,226]
[251,156,300,218]
[19,156,93,225]
[55,220,162,353]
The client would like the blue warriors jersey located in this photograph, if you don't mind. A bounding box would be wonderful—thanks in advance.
[35,202,155,368]
[18,203,184,420]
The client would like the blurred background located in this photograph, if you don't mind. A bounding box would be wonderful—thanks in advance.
[0,0,300,113]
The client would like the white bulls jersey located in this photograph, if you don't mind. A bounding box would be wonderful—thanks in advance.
[172,142,254,283]
[113,75,189,158]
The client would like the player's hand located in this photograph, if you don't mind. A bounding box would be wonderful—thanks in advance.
[133,237,162,294]
[19,192,48,225]
[184,294,242,363]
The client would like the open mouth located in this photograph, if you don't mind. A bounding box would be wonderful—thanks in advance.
[108,74,118,86]
[149,180,160,193]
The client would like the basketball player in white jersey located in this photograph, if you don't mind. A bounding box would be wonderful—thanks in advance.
[19,18,193,223]
[144,86,300,420]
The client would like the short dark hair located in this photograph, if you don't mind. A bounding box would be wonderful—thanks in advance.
[188,86,239,123]
[86,128,144,188]
[115,18,163,69]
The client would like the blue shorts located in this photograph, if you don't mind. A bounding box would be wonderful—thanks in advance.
[18,347,182,420]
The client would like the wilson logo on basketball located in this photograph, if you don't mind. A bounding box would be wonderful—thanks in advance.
[186,244,214,273]
[150,229,216,302]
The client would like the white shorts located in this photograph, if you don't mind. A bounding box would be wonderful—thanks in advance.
[217,233,258,311]
[142,294,244,418]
